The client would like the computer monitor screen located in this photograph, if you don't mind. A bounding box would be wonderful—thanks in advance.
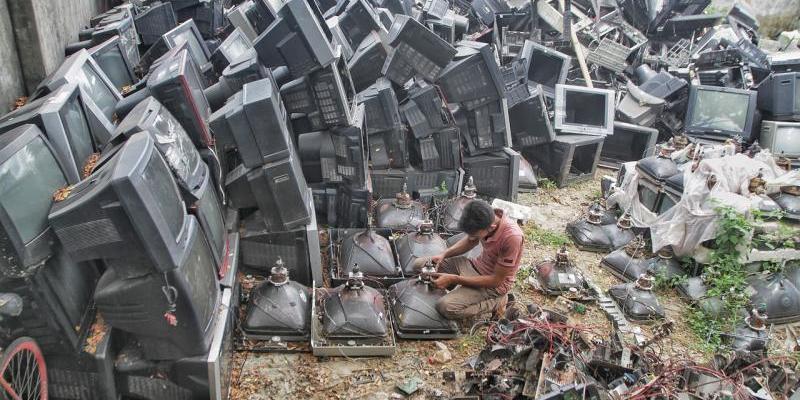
[48,132,190,272]
[554,84,615,136]
[0,125,67,271]
[520,40,570,96]
[761,121,800,158]
[685,85,757,140]
[89,36,135,90]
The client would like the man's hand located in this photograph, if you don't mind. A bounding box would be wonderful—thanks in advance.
[431,273,459,289]
[430,254,445,267]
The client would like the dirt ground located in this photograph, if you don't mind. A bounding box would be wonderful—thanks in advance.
[228,169,793,399]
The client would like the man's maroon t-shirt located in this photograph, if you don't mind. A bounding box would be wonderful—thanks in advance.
[470,209,524,294]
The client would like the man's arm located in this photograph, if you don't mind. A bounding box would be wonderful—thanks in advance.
[434,235,523,290]
[436,265,515,289]
[440,235,479,259]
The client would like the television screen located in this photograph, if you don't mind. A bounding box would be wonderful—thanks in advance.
[554,84,615,136]
[685,85,757,141]
[761,121,800,158]
[691,91,749,132]
[520,40,570,96]
[31,50,121,122]
[220,30,254,63]
[89,36,136,91]
[114,97,206,198]
[164,20,211,66]
[0,125,67,272]
[48,132,191,272]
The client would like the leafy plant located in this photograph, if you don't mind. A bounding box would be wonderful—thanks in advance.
[539,179,557,191]
[653,268,688,292]
[523,224,570,247]
[687,205,752,351]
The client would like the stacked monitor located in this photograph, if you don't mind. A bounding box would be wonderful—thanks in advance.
[0,83,104,183]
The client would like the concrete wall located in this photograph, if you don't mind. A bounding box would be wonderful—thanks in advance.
[0,0,25,113]
[0,0,108,112]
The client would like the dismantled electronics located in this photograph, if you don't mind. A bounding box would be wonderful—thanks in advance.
[608,267,665,322]
[312,266,396,356]
[601,237,683,282]
[534,246,586,295]
[388,262,459,339]
[374,183,426,231]
[243,258,312,341]
[441,176,478,232]
[338,227,399,277]
[567,210,635,252]
[395,220,448,275]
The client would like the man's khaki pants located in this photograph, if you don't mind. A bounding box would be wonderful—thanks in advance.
[434,256,506,320]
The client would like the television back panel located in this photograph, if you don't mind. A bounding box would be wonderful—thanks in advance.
[232,77,293,167]
[455,98,509,156]
[599,121,658,168]
[247,155,312,231]
[370,167,463,199]
[525,134,604,188]
[757,72,800,121]
[368,128,409,169]
[135,2,178,46]
[462,147,519,201]
[348,33,388,93]
[509,89,555,148]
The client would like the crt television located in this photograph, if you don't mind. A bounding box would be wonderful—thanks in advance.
[757,72,800,121]
[253,0,335,78]
[226,76,293,168]
[88,35,138,92]
[0,125,68,275]
[211,28,257,74]
[114,97,207,199]
[93,217,220,360]
[684,84,758,142]
[554,84,616,136]
[164,19,212,67]
[600,121,659,168]
[48,132,193,273]
[0,83,104,183]
[519,40,571,97]
[760,121,800,159]
[147,49,214,148]
[436,41,504,104]
[134,1,178,46]
[30,49,122,127]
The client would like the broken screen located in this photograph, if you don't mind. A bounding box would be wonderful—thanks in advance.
[689,89,749,133]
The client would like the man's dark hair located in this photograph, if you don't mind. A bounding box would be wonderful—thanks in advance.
[459,200,495,234]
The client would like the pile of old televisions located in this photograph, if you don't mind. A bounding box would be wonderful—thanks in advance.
[2,0,800,397]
